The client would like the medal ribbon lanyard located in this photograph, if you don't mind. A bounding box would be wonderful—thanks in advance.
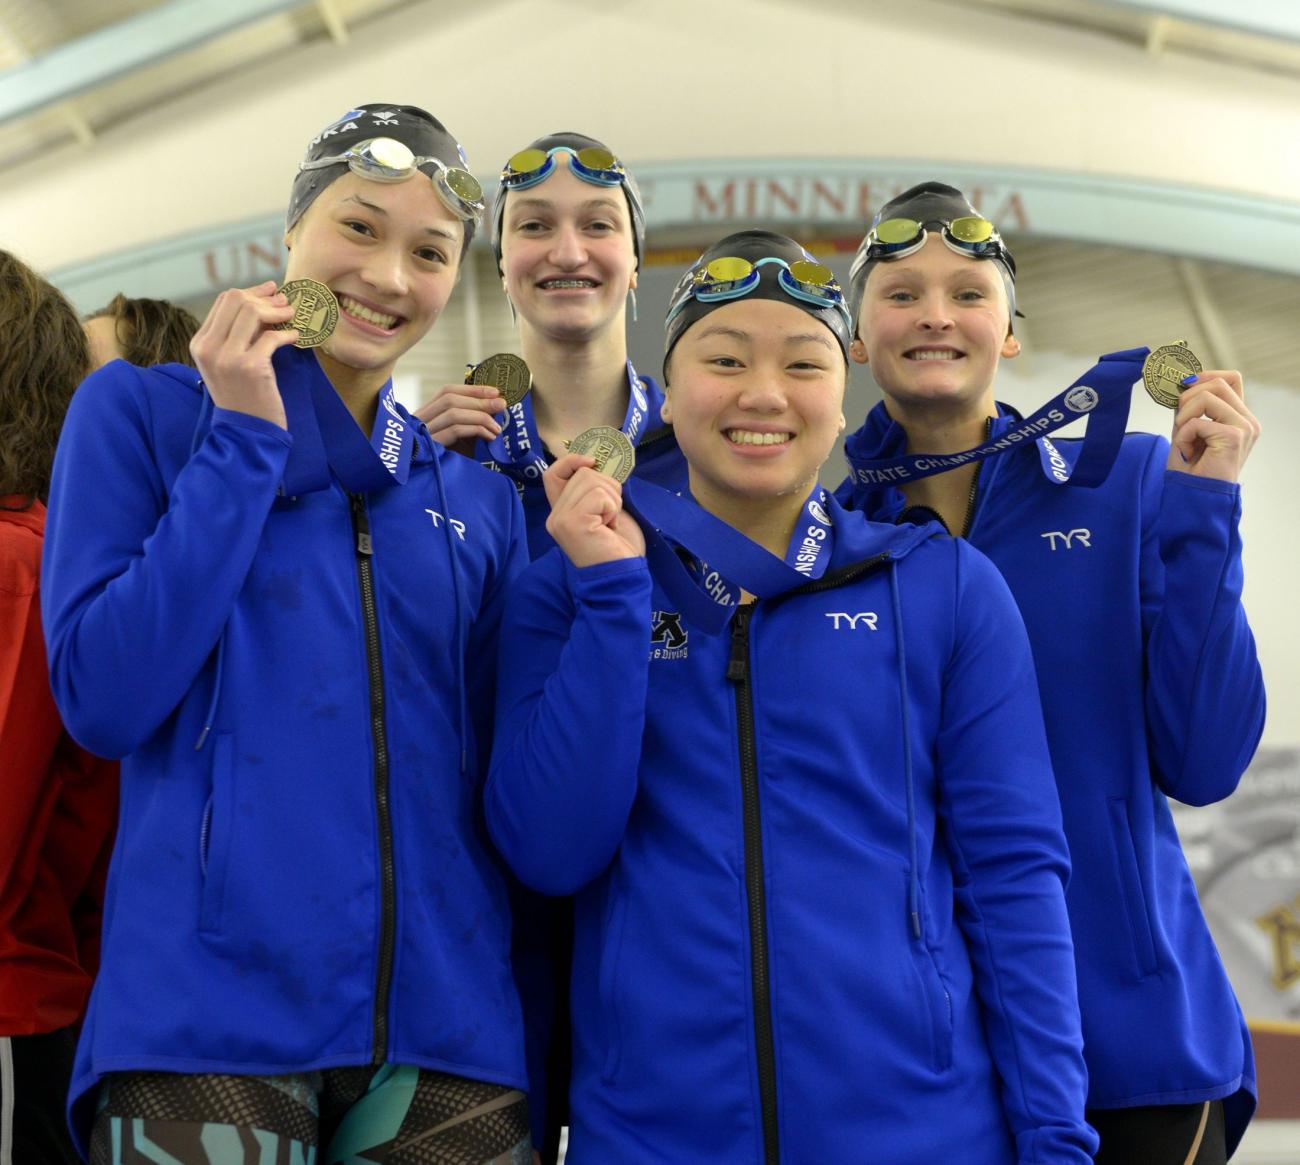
[624,480,836,634]
[274,347,414,494]
[844,347,1149,491]
[479,362,665,485]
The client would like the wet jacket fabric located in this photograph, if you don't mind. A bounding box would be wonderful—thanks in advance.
[487,492,1097,1164]
[41,359,529,1152]
[0,499,117,1037]
[837,402,1264,1154]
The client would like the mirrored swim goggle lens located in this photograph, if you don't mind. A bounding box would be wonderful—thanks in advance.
[301,138,484,219]
[502,146,624,188]
[439,166,485,207]
[355,137,418,179]
[694,257,841,302]
[693,256,758,297]
[784,259,840,302]
[872,215,997,252]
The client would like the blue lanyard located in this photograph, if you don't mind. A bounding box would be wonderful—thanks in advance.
[625,480,836,633]
[477,361,664,485]
[843,347,1148,491]
[273,347,414,494]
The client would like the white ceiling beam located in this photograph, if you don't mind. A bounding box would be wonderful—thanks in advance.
[1175,259,1240,372]
[1146,13,1174,53]
[0,0,306,127]
[315,0,350,44]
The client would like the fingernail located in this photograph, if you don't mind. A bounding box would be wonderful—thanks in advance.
[1181,374,1197,385]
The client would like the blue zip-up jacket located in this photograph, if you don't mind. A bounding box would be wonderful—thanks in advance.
[486,493,1097,1164]
[41,359,529,1152]
[837,402,1265,1154]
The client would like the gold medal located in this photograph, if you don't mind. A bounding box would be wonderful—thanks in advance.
[275,278,339,348]
[467,352,532,407]
[1142,341,1202,409]
[565,425,636,483]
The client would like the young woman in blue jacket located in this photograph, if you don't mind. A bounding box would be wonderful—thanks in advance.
[41,105,533,1164]
[420,131,689,1160]
[486,229,1099,1163]
[838,182,1264,1164]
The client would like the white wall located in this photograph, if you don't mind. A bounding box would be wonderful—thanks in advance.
[5,0,1300,271]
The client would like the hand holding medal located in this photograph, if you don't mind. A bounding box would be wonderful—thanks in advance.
[543,451,645,567]
[274,278,339,348]
[188,279,306,430]
[414,352,532,455]
[1142,341,1260,481]
[564,425,636,483]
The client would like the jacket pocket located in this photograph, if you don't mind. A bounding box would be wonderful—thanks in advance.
[1107,797,1158,977]
[913,945,954,1073]
[598,885,628,1084]
[198,734,235,936]
[907,875,954,1073]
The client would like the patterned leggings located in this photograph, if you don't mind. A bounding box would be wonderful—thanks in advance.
[88,1064,532,1165]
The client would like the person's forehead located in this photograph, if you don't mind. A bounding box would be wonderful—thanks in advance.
[506,168,627,215]
[684,297,835,344]
[319,172,460,234]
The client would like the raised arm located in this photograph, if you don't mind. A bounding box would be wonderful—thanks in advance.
[42,284,299,757]
[485,455,650,894]
[1143,370,1265,805]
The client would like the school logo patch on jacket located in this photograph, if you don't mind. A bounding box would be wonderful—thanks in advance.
[650,610,688,661]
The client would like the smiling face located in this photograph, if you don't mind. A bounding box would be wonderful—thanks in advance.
[282,170,463,382]
[498,155,637,344]
[663,298,846,510]
[851,233,1018,413]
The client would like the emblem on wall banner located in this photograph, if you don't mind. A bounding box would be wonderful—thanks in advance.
[1169,747,1300,1118]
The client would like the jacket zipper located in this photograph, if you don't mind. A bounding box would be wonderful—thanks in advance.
[721,553,895,1162]
[726,602,779,1165]
[636,422,675,449]
[959,417,996,538]
[350,492,396,1064]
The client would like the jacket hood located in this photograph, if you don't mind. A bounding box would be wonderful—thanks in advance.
[143,360,204,392]
[819,489,944,573]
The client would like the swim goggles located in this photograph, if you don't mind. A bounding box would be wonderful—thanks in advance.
[666,255,852,329]
[299,137,485,221]
[851,215,1012,280]
[500,145,626,191]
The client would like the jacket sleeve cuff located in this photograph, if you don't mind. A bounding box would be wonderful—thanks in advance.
[564,555,651,597]
[210,406,294,448]
[1162,469,1240,499]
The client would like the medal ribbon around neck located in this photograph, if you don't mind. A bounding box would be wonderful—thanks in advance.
[844,347,1148,491]
[273,346,414,494]
[624,480,836,633]
[478,361,664,485]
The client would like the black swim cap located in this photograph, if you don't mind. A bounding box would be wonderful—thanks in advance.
[286,104,476,252]
[663,230,852,381]
[848,181,1018,332]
